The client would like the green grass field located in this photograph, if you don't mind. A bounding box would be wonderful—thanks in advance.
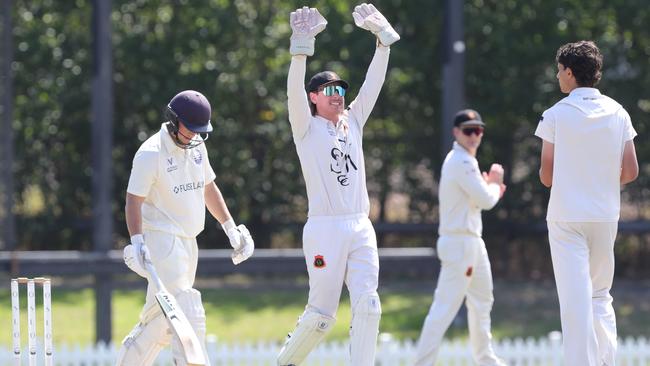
[1,279,648,347]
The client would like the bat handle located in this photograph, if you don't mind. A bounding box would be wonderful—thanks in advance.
[144,260,167,293]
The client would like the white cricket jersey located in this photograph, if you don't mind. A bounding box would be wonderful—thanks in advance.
[287,46,390,217]
[438,142,501,237]
[535,87,637,222]
[127,123,217,237]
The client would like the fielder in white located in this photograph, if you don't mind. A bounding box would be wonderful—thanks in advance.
[414,110,507,366]
[116,90,255,366]
[536,40,638,366]
[277,4,399,366]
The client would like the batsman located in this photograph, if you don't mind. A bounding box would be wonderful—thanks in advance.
[116,90,254,365]
[277,4,399,366]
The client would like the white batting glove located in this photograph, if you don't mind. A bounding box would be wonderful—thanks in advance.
[352,3,400,46]
[124,234,151,277]
[222,220,255,265]
[231,225,254,265]
[123,244,147,278]
[290,6,327,56]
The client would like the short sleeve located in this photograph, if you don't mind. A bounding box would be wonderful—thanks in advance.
[127,150,157,197]
[620,109,637,142]
[203,146,217,184]
[534,110,555,143]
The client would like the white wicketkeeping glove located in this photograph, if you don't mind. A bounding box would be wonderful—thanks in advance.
[290,6,327,56]
[222,219,255,265]
[123,234,151,278]
[352,3,400,46]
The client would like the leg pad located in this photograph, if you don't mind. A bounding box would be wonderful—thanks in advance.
[115,314,171,366]
[277,309,336,366]
[350,293,382,366]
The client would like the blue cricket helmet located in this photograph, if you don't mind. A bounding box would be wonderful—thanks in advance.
[166,90,213,133]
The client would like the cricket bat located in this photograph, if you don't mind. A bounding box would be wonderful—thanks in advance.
[143,259,207,366]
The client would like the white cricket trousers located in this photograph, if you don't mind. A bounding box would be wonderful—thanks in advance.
[299,213,380,366]
[415,236,503,366]
[142,230,198,315]
[548,221,618,366]
[302,214,379,318]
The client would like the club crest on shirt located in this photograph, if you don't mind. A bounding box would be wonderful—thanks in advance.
[314,255,326,268]
[166,157,178,173]
[192,149,203,165]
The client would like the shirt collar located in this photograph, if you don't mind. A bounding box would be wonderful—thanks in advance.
[453,141,473,157]
[160,123,183,153]
[315,114,342,126]
[569,87,601,97]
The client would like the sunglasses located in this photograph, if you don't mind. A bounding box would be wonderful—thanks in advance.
[320,85,347,97]
[461,126,484,136]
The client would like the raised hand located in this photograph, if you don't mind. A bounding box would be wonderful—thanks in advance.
[352,3,400,46]
[290,6,327,56]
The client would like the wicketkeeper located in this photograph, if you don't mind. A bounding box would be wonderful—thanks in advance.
[116,90,255,366]
[277,4,399,366]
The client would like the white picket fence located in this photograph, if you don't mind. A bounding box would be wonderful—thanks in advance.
[1,333,649,365]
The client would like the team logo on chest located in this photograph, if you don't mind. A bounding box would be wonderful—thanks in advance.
[166,157,178,173]
[330,139,358,186]
[313,255,326,268]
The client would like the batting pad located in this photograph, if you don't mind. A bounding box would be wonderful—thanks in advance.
[115,314,171,366]
[172,288,211,366]
[277,310,336,366]
[350,293,382,366]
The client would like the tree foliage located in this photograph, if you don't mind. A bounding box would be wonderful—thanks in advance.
[4,0,649,277]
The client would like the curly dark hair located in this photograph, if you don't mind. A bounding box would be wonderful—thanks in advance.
[556,40,603,87]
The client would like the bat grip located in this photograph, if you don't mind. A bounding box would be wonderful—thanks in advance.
[144,260,167,293]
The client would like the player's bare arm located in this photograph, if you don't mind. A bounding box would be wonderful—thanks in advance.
[123,193,149,278]
[620,139,638,185]
[125,192,145,236]
[204,180,233,224]
[539,140,554,187]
